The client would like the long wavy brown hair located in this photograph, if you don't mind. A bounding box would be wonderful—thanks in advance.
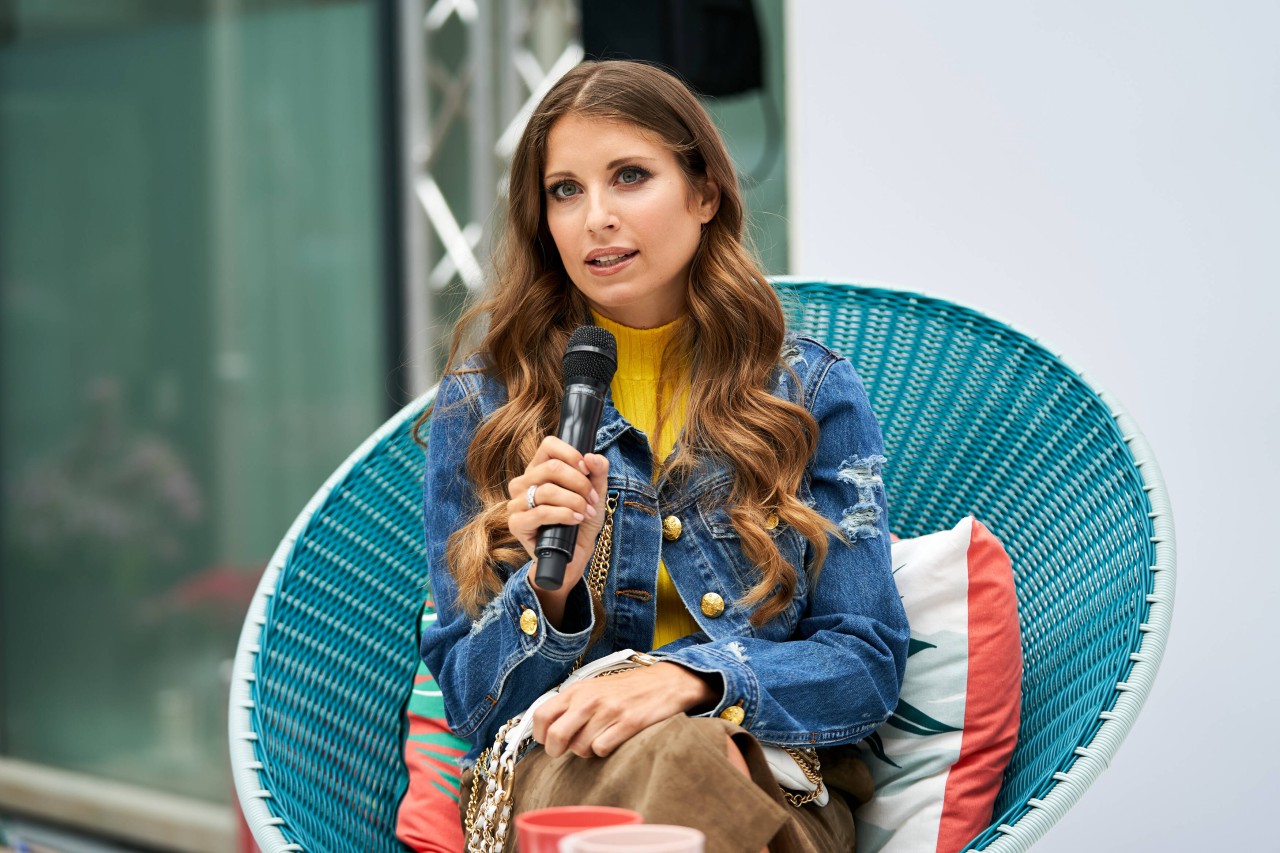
[418,60,837,626]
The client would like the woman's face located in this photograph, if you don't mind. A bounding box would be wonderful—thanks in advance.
[542,115,719,329]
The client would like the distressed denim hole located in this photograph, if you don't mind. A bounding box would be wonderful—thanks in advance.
[469,597,503,635]
[837,454,886,492]
[839,502,882,541]
[781,341,805,367]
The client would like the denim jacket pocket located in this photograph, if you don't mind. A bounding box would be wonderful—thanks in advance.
[695,503,810,637]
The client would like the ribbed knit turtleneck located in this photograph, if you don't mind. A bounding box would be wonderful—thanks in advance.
[591,311,699,648]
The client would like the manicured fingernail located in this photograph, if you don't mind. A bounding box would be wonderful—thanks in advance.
[573,512,584,522]
[578,460,589,474]
[589,489,599,504]
[586,505,597,518]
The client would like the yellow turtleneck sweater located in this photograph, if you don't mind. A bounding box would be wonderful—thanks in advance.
[591,312,701,649]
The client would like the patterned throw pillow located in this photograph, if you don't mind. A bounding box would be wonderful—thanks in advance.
[855,517,1022,853]
[396,599,469,853]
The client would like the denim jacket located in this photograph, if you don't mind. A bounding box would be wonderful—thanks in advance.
[420,334,909,762]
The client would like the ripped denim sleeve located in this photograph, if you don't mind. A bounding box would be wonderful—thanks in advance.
[836,454,887,541]
[467,594,505,636]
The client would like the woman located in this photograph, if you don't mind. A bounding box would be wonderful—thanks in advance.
[418,60,908,853]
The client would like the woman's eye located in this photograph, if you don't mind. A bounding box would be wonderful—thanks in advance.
[617,167,646,185]
[547,182,579,200]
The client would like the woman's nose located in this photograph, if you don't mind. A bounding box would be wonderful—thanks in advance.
[585,194,618,232]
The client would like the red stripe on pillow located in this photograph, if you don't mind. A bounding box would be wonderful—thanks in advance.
[936,519,1022,853]
[396,705,466,853]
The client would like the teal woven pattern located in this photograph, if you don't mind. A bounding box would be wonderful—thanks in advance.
[247,414,433,852]
[233,279,1170,852]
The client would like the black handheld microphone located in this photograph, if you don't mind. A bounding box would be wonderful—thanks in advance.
[533,326,618,590]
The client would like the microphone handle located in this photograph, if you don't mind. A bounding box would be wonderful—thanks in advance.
[534,382,607,590]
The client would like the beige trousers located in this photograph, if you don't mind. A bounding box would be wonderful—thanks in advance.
[460,715,872,853]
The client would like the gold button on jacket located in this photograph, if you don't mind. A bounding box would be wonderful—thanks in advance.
[519,608,538,636]
[700,592,725,618]
[764,511,779,530]
[719,705,746,725]
[662,515,682,541]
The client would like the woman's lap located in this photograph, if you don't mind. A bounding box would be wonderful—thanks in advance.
[459,715,863,853]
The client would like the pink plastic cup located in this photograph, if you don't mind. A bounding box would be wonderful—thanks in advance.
[514,806,644,853]
[559,824,706,852]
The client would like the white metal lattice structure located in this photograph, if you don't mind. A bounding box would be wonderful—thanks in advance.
[399,0,582,393]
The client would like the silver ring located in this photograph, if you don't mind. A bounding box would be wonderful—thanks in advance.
[526,484,539,510]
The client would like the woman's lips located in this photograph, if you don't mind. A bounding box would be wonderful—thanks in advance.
[585,250,638,276]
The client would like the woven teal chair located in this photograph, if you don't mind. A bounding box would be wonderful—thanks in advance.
[230,279,1175,852]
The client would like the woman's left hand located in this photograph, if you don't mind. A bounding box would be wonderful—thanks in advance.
[532,663,716,759]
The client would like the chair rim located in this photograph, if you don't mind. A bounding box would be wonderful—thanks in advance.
[228,278,1175,853]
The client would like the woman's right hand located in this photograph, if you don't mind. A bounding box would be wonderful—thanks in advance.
[506,437,609,622]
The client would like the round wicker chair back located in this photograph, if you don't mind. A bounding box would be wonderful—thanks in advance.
[230,280,1174,852]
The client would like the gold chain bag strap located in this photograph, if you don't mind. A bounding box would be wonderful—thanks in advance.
[464,496,620,853]
[575,493,618,670]
[776,747,825,807]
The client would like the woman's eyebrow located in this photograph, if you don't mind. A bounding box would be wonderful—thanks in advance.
[605,155,657,169]
[544,155,659,182]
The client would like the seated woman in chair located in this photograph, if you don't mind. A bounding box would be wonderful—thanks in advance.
[418,59,909,853]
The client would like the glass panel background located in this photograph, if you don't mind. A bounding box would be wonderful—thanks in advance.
[703,0,788,275]
[1,0,385,803]
[0,0,789,810]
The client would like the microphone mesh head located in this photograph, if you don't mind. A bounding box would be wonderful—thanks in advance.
[563,325,618,385]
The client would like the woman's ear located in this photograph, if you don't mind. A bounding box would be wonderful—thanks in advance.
[697,180,721,224]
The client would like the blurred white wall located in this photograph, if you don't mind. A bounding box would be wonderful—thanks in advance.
[788,2,1278,850]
